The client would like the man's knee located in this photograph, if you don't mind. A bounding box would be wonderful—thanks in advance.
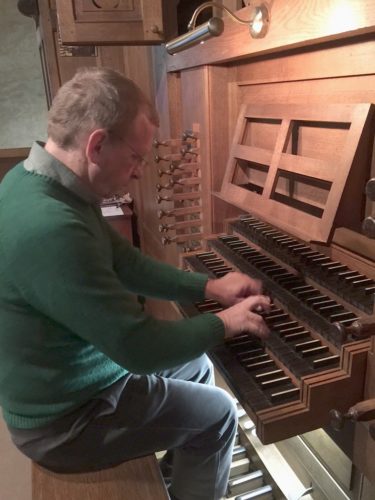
[216,387,238,428]
[201,385,238,439]
[194,354,214,385]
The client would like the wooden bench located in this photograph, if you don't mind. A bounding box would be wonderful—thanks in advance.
[32,455,169,500]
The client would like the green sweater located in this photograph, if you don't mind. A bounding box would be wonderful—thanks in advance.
[0,147,224,429]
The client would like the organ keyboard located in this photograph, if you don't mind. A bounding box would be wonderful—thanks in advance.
[180,216,372,443]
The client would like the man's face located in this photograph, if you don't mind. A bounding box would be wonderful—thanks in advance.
[91,112,156,197]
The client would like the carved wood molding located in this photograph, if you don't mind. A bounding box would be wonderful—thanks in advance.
[167,0,375,72]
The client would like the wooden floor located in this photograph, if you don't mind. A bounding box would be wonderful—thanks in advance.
[0,414,31,500]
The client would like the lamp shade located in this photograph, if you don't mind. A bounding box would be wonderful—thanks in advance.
[166,17,224,55]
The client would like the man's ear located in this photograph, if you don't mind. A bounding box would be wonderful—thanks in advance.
[86,129,107,164]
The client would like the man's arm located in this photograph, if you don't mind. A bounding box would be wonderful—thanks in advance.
[2,214,224,374]
[107,222,263,306]
[107,221,210,302]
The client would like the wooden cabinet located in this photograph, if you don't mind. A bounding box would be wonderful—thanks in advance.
[0,149,30,182]
[105,205,134,244]
[56,0,177,45]
[33,1,155,108]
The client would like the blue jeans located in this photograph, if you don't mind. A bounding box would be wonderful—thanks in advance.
[9,355,238,500]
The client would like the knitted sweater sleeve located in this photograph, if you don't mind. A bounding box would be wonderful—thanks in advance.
[105,221,209,301]
[2,207,224,374]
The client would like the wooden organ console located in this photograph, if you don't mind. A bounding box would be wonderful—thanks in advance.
[13,0,375,498]
[157,101,375,491]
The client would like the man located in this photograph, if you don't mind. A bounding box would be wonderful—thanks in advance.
[0,67,270,500]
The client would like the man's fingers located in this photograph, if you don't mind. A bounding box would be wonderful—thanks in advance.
[242,294,271,312]
[247,311,270,338]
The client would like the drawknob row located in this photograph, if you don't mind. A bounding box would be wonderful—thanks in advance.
[157,206,202,219]
[156,177,201,191]
[161,233,203,246]
[153,130,198,149]
[156,192,201,203]
[154,148,198,163]
[158,162,199,177]
[159,219,202,232]
[154,127,203,249]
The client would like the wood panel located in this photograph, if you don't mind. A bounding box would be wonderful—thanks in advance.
[56,0,177,45]
[38,1,159,98]
[167,0,375,71]
[219,102,373,243]
[234,73,375,227]
[236,37,375,85]
[105,205,134,243]
[255,341,369,444]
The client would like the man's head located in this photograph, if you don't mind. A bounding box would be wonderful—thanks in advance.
[46,67,159,197]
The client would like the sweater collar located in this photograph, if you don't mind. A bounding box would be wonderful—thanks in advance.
[24,141,100,204]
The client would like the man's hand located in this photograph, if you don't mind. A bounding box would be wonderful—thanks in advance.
[205,272,262,307]
[216,295,271,340]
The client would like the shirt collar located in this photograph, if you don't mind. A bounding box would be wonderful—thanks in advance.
[24,141,100,204]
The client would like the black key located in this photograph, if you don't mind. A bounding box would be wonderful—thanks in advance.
[319,304,344,316]
[266,313,290,324]
[278,325,305,335]
[301,345,329,357]
[245,359,275,371]
[261,376,290,389]
[305,294,329,305]
[273,320,299,330]
[297,289,321,299]
[254,368,283,381]
[321,263,347,273]
[270,387,300,403]
[237,348,264,360]
[312,299,337,311]
[290,285,313,293]
[336,317,359,327]
[291,245,310,254]
[295,339,321,352]
[338,270,360,279]
[240,353,269,364]
[277,277,303,287]
[283,331,310,342]
[329,311,357,322]
[310,256,331,264]
[351,278,374,288]
[313,355,340,369]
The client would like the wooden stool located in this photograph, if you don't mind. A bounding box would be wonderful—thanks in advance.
[32,455,169,500]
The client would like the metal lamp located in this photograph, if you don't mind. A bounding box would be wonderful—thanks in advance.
[166,1,270,55]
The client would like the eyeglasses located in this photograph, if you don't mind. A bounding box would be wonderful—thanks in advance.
[108,130,149,168]
[125,141,148,168]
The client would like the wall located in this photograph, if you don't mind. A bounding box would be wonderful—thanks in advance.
[0,0,47,148]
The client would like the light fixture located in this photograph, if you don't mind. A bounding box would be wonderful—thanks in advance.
[166,1,270,55]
